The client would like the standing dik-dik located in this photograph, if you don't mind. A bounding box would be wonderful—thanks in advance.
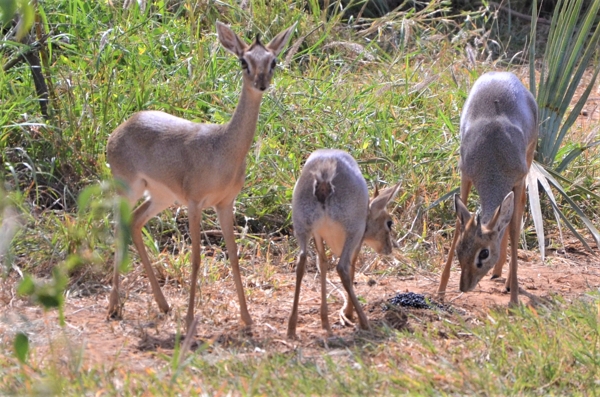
[437,72,538,306]
[287,149,400,338]
[106,21,296,328]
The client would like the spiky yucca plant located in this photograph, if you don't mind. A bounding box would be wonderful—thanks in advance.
[527,0,600,258]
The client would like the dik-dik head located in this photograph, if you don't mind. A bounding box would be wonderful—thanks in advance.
[216,21,296,93]
[363,183,401,255]
[454,192,514,292]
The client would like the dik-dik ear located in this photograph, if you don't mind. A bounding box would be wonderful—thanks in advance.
[369,182,401,213]
[266,22,297,56]
[216,21,248,57]
[488,191,514,233]
[454,194,472,232]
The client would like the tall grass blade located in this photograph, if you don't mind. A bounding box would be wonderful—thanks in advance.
[528,0,538,98]
[556,140,600,173]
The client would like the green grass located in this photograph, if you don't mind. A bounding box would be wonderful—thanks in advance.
[2,296,600,395]
[2,0,600,394]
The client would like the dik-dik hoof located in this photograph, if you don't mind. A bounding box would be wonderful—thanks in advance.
[160,304,170,314]
[106,307,121,320]
[107,290,122,320]
[241,313,253,327]
[436,291,447,302]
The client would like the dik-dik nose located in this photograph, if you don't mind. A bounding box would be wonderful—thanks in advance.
[256,74,268,91]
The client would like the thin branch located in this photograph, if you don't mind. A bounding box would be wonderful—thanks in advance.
[488,1,552,25]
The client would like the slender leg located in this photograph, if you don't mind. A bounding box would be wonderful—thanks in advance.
[215,202,252,326]
[491,228,509,279]
[185,203,203,329]
[314,237,332,335]
[107,206,126,319]
[343,246,361,321]
[107,200,127,319]
[337,233,370,331]
[437,178,472,300]
[108,198,171,319]
[287,236,308,339]
[507,182,526,306]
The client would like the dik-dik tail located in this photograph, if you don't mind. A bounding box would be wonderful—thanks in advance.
[311,158,337,205]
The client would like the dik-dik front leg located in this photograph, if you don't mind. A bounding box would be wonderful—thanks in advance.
[506,181,526,306]
[216,202,252,327]
[314,237,333,335]
[437,178,472,300]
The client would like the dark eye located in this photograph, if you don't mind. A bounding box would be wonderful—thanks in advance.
[478,249,489,260]
[270,59,277,69]
[240,58,249,70]
[386,220,393,230]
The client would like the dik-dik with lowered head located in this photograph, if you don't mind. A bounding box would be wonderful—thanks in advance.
[287,149,400,339]
[106,21,296,328]
[437,72,538,305]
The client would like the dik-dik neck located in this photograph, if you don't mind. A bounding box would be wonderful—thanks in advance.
[225,84,265,156]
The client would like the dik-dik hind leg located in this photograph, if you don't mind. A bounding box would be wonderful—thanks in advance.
[506,182,526,305]
[215,202,252,327]
[108,198,171,319]
[314,237,332,335]
[438,178,472,300]
[342,247,361,322]
[337,234,370,331]
[287,236,309,339]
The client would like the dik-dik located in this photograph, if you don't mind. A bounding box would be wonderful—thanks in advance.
[106,21,296,328]
[437,72,538,305]
[287,149,400,338]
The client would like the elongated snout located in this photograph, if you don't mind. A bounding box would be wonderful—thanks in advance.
[459,270,483,292]
[255,73,269,91]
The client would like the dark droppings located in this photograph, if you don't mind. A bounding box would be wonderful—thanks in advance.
[387,292,448,311]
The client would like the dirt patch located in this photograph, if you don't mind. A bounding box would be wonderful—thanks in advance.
[1,237,599,371]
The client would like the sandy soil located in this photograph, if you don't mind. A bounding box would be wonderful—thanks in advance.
[1,235,598,372]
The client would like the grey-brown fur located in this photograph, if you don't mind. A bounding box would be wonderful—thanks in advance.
[106,21,296,329]
[438,71,538,306]
[287,149,400,338]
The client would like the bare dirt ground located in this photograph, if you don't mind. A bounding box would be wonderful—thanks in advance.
[1,235,599,372]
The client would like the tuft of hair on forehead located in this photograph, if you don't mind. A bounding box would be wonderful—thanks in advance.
[249,34,265,51]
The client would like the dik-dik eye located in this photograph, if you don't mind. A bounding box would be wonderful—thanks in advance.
[386,220,393,230]
[478,249,489,260]
[270,59,277,70]
[240,58,249,72]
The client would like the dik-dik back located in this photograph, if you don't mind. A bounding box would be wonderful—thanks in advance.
[459,72,538,222]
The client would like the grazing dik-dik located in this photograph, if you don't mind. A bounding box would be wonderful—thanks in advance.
[106,21,296,328]
[287,149,400,338]
[437,72,538,306]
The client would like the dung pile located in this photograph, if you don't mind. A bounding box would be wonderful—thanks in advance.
[388,292,447,311]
